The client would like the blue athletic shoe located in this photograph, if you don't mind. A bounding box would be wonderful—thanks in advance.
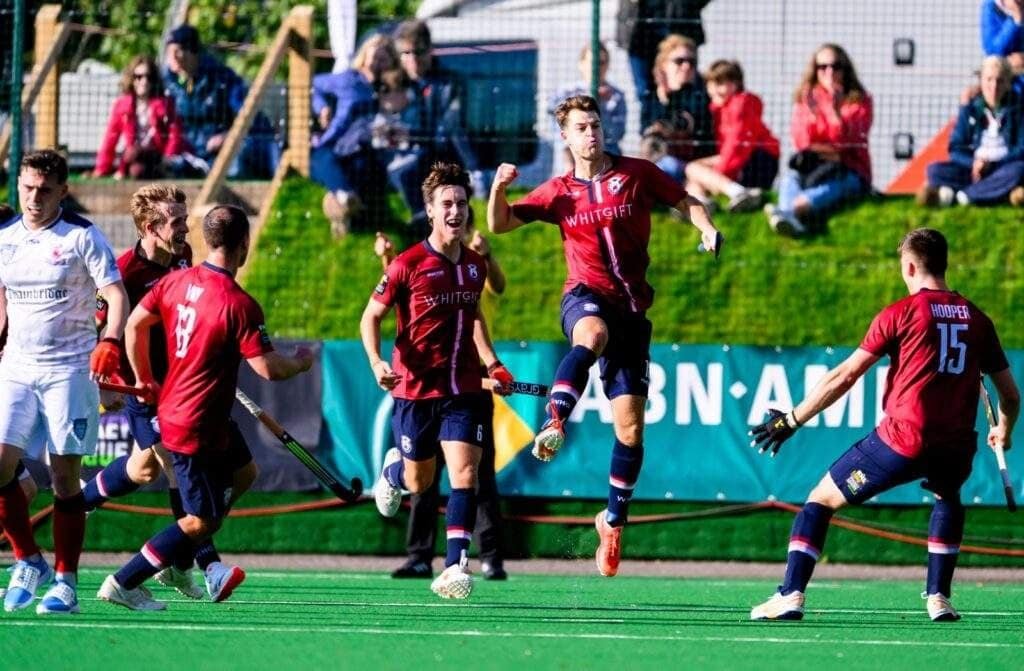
[4,557,53,612]
[36,580,80,615]
[205,562,246,603]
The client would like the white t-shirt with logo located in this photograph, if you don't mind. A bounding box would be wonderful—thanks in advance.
[0,209,121,372]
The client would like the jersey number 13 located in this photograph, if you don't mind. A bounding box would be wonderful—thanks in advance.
[174,304,197,358]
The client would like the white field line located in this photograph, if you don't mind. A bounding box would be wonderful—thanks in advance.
[2,620,1022,649]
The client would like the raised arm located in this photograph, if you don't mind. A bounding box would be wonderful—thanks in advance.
[488,163,528,234]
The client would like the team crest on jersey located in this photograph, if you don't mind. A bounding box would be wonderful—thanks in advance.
[177,259,189,269]
[400,435,412,454]
[49,246,69,265]
[374,274,389,295]
[583,302,600,313]
[73,418,88,441]
[607,176,624,195]
[845,469,868,495]
[467,264,479,280]
[0,244,16,264]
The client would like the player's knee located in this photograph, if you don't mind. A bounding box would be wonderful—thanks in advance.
[613,424,644,447]
[406,473,432,495]
[178,514,219,538]
[447,463,477,490]
[49,472,81,498]
[52,491,86,513]
[806,476,846,510]
[21,476,38,504]
[131,458,161,485]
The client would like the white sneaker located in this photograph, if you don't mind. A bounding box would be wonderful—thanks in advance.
[727,188,765,213]
[4,557,52,612]
[750,590,805,620]
[955,190,971,206]
[374,447,403,517]
[155,566,204,599]
[430,557,474,600]
[532,402,566,462]
[924,592,961,622]
[765,205,806,237]
[205,562,246,603]
[937,186,955,207]
[36,580,80,615]
[97,575,166,611]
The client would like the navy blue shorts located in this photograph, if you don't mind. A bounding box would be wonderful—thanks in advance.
[828,430,976,504]
[392,394,489,461]
[170,420,253,520]
[123,396,161,450]
[560,284,652,399]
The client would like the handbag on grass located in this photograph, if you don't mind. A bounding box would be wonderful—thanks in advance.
[789,149,849,188]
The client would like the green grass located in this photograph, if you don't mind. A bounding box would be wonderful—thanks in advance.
[23,492,1024,566]
[244,179,1024,347]
[3,569,1023,670]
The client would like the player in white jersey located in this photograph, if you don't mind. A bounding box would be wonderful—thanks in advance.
[0,150,129,615]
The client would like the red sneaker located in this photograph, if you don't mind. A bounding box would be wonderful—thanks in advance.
[595,510,622,577]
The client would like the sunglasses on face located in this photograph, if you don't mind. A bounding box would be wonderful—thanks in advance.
[816,62,842,72]
[133,72,150,80]
[671,56,696,66]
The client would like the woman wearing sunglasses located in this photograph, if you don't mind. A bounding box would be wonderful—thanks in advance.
[765,43,873,237]
[93,55,185,180]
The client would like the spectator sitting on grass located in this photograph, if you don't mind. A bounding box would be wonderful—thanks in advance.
[312,33,399,238]
[93,55,185,180]
[548,42,627,171]
[162,24,280,179]
[764,43,872,238]
[640,35,716,200]
[919,56,1024,208]
[683,59,779,213]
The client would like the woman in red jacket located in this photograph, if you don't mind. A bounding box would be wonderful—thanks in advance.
[684,60,779,212]
[765,44,873,237]
[93,56,185,179]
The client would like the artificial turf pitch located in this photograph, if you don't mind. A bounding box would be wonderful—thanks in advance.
[2,568,1022,670]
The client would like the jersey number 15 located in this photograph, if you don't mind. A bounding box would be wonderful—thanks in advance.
[936,322,967,375]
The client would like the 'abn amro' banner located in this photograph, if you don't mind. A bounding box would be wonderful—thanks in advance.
[321,341,1024,505]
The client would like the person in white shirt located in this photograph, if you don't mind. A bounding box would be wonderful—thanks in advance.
[0,150,129,615]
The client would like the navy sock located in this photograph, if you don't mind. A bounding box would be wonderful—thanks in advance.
[926,498,964,597]
[548,345,597,421]
[194,541,221,571]
[780,502,834,595]
[444,488,477,568]
[606,440,644,527]
[384,458,406,489]
[82,456,139,510]
[115,523,193,590]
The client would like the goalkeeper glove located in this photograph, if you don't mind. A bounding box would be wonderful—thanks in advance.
[90,337,122,379]
[749,408,802,457]
[487,361,514,396]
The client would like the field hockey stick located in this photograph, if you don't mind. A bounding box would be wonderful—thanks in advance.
[234,389,363,502]
[697,231,723,259]
[97,380,155,402]
[980,379,1016,512]
[481,378,550,397]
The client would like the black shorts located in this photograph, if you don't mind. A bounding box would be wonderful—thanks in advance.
[170,420,253,520]
[391,394,489,461]
[828,430,976,504]
[737,148,779,190]
[560,284,652,399]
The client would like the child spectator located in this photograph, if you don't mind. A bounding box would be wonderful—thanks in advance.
[93,56,185,179]
[919,56,1024,207]
[683,59,779,212]
[765,43,873,237]
[549,43,628,171]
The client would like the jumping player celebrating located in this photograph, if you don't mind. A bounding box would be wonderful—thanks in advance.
[749,228,1020,622]
[86,184,237,600]
[0,150,129,614]
[361,161,514,600]
[487,94,721,577]
[98,205,313,610]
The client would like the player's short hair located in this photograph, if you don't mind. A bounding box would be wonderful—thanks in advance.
[202,205,249,251]
[421,161,472,206]
[705,59,744,90]
[130,184,187,236]
[554,95,601,129]
[393,19,431,49]
[20,149,68,184]
[898,228,948,277]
